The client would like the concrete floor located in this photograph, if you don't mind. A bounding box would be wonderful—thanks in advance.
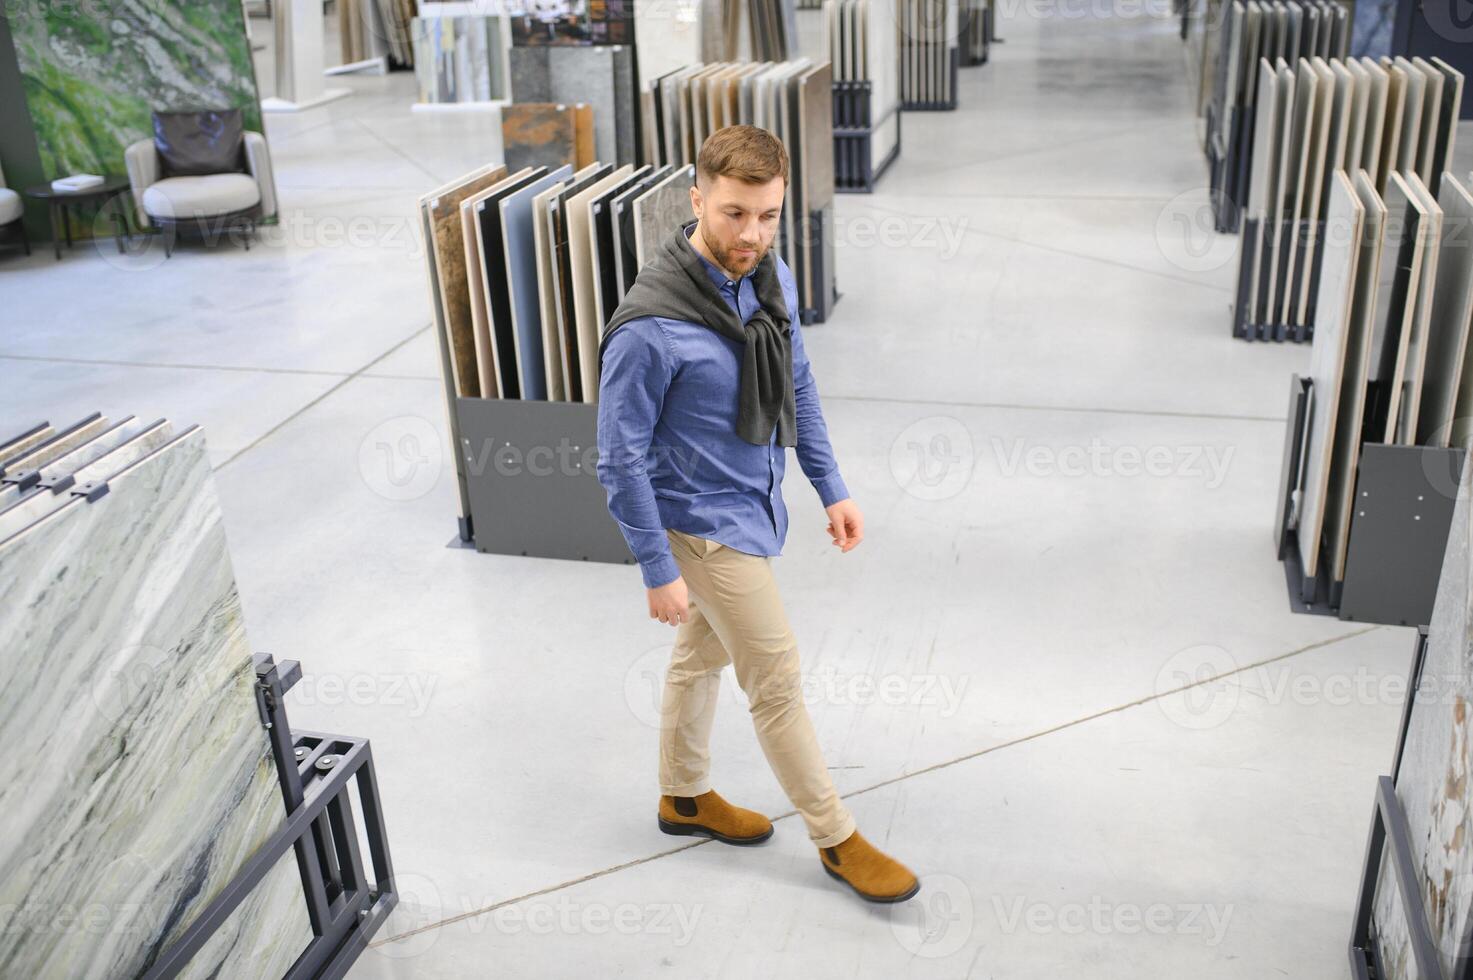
[0,1,1444,977]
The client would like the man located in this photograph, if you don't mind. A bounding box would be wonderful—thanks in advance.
[595,125,918,904]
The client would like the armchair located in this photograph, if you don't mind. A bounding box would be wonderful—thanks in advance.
[125,128,277,257]
[0,159,29,256]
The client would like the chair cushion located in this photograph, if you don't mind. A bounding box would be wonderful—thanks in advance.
[0,188,20,225]
[152,108,246,177]
[141,174,260,220]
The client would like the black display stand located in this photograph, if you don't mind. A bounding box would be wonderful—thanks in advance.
[902,47,960,111]
[142,653,397,979]
[1231,216,1322,344]
[1348,628,1448,980]
[833,82,901,194]
[454,396,636,565]
[1274,374,1465,625]
[959,0,994,66]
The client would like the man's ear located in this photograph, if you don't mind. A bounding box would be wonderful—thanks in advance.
[689,182,703,221]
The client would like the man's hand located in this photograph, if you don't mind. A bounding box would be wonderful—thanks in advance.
[648,576,691,626]
[825,498,864,552]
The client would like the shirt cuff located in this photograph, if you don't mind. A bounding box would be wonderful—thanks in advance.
[640,552,682,589]
[812,472,850,508]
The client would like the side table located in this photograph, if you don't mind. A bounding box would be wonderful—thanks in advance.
[24,176,135,260]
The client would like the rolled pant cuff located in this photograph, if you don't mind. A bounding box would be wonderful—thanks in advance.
[660,776,712,797]
[809,813,858,850]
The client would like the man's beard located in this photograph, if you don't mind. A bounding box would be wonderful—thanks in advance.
[701,223,766,276]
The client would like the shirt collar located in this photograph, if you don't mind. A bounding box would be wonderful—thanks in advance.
[683,221,749,290]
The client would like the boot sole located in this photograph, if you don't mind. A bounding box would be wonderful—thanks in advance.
[658,816,773,846]
[822,860,922,903]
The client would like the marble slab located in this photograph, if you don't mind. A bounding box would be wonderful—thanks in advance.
[632,164,696,272]
[0,420,176,542]
[474,168,544,400]
[1418,175,1473,448]
[0,423,52,467]
[1395,172,1441,445]
[0,417,148,510]
[501,165,574,402]
[1296,171,1362,583]
[422,165,512,399]
[1,414,107,476]
[1371,458,1473,978]
[531,180,570,401]
[500,103,579,172]
[568,165,634,401]
[0,427,312,977]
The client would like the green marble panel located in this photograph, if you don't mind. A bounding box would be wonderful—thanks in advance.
[6,0,263,180]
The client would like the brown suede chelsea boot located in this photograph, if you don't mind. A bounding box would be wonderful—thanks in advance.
[819,830,920,903]
[658,789,774,845]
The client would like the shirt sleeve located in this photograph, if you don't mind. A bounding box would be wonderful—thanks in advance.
[789,311,851,507]
[596,318,683,589]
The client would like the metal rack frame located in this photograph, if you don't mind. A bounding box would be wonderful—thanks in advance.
[140,653,397,979]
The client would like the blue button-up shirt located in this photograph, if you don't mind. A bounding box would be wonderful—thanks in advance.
[596,234,850,588]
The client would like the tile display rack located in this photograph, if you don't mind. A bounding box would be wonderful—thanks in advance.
[1274,373,1466,625]
[1347,627,1447,980]
[902,47,960,111]
[833,81,902,193]
[1205,99,1250,233]
[1230,215,1321,343]
[959,0,994,67]
[445,204,839,559]
[143,653,397,979]
[451,395,637,564]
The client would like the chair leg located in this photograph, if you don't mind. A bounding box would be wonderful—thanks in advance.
[19,222,30,256]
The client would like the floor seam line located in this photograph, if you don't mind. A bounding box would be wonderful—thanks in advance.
[215,324,431,472]
[372,625,1378,946]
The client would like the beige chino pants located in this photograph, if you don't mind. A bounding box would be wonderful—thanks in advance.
[658,527,857,849]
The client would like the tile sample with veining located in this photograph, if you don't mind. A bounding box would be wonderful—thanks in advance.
[632,165,696,271]
[0,428,312,978]
[423,165,511,399]
[500,103,580,172]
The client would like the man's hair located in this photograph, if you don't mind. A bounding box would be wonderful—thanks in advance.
[696,125,789,187]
